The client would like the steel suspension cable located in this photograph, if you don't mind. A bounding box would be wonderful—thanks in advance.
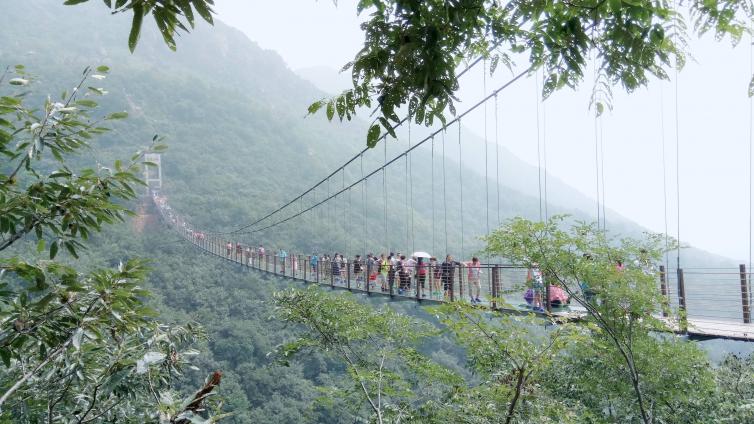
[484,59,490,237]
[234,69,531,236]
[459,121,465,259]
[495,93,501,227]
[405,145,410,252]
[535,73,543,222]
[749,25,753,304]
[593,57,602,230]
[600,112,606,231]
[673,0,681,269]
[362,154,367,256]
[431,135,436,255]
[384,141,388,253]
[660,83,670,273]
[543,78,549,222]
[443,128,449,255]
[409,121,415,253]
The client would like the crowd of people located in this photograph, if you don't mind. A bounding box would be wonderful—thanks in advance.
[152,191,587,309]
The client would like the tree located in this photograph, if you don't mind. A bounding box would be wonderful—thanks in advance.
[430,302,583,423]
[62,0,751,145]
[273,287,461,423]
[311,0,750,145]
[0,66,226,422]
[482,216,715,423]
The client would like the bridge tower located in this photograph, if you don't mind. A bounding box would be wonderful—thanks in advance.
[134,153,163,233]
[144,152,163,195]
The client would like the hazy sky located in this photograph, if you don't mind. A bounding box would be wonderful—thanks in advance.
[215,0,754,262]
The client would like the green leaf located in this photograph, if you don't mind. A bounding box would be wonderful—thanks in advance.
[326,101,335,121]
[96,65,110,73]
[75,99,98,108]
[106,111,129,120]
[63,0,90,5]
[367,124,381,148]
[49,240,58,259]
[129,3,144,53]
[36,239,45,253]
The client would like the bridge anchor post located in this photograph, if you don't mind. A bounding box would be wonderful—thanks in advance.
[677,268,688,334]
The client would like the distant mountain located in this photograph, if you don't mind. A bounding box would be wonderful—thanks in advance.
[0,2,743,422]
[0,0,734,268]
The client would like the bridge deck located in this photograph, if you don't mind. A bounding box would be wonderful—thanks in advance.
[155,200,754,342]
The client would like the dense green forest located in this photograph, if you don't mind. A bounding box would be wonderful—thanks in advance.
[2,0,754,422]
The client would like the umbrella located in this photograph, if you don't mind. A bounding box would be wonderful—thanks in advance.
[412,251,431,259]
[548,286,570,305]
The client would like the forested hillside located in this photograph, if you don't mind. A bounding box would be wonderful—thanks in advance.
[0,1,745,422]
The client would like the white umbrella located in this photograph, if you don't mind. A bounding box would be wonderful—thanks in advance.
[412,251,431,259]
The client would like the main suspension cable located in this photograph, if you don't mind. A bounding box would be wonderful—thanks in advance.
[210,51,500,236]
[234,69,531,236]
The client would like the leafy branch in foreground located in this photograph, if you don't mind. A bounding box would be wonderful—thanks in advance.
[0,65,164,260]
[0,65,225,422]
[482,216,715,423]
[273,287,461,424]
[310,0,750,145]
[62,0,215,52]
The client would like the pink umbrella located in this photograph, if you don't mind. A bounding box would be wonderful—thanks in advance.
[548,286,570,305]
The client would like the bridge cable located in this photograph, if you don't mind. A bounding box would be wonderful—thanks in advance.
[599,103,606,231]
[535,72,543,222]
[443,128,449,255]
[660,80,670,274]
[593,56,602,230]
[384,140,388,253]
[543,69,549,222]
[362,153,367,256]
[484,58,490,239]
[746,23,754,305]
[211,52,498,236]
[405,144,410,252]
[673,0,681,269]
[409,121,415,253]
[459,120,465,259]
[233,69,531,236]
[495,93,501,228]
[431,135,436,255]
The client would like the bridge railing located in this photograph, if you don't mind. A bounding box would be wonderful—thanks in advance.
[152,193,754,339]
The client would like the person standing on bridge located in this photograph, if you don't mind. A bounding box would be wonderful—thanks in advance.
[441,255,461,299]
[353,255,364,288]
[279,249,288,274]
[331,253,341,285]
[416,257,427,296]
[225,241,232,258]
[466,257,482,304]
[430,257,441,298]
[310,253,319,274]
[258,244,265,262]
[378,254,389,292]
[526,263,545,312]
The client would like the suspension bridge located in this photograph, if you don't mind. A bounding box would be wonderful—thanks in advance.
[145,53,754,343]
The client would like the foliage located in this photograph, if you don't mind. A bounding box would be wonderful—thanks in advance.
[310,0,752,145]
[62,0,215,52]
[0,67,222,422]
[430,302,584,423]
[482,216,715,423]
[273,287,462,423]
[0,65,154,260]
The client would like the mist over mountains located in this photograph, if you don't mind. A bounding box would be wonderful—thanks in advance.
[0,0,734,264]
